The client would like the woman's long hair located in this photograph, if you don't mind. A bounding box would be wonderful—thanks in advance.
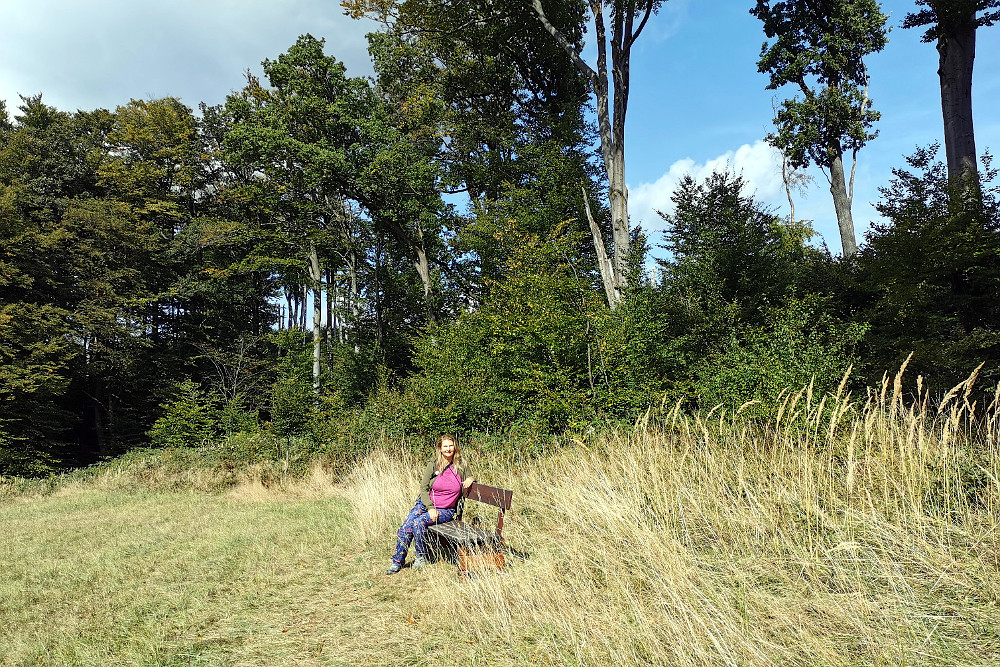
[434,433,461,473]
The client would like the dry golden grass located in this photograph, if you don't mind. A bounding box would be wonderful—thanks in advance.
[2,364,999,665]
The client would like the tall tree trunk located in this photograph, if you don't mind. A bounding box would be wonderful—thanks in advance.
[385,217,435,324]
[608,143,630,293]
[828,145,858,258]
[347,248,361,353]
[413,245,434,325]
[334,273,344,345]
[308,243,322,395]
[299,284,308,331]
[374,237,385,350]
[938,22,978,188]
[531,0,655,308]
[583,186,618,306]
[325,267,336,344]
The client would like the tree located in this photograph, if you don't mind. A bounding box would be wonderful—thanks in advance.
[858,145,1000,389]
[903,0,1000,194]
[344,0,649,309]
[752,0,889,258]
[529,0,666,307]
[223,35,450,391]
[345,3,600,312]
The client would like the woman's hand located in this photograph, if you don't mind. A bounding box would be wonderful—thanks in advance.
[428,507,439,523]
[462,477,475,490]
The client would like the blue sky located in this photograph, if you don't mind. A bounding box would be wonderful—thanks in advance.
[1,0,997,255]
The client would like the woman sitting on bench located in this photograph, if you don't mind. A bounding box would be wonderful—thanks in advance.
[386,434,475,575]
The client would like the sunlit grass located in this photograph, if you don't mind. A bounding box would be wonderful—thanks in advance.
[2,363,999,665]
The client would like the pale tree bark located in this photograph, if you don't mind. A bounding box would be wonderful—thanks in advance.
[781,152,796,223]
[531,0,658,308]
[325,267,336,345]
[385,217,436,324]
[583,186,617,305]
[346,247,361,353]
[308,242,323,395]
[828,144,858,258]
[299,285,308,331]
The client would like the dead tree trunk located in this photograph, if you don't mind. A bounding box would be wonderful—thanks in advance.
[531,0,657,309]
[308,243,322,395]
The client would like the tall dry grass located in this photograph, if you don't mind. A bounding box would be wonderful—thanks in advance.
[2,362,998,665]
[342,361,1000,665]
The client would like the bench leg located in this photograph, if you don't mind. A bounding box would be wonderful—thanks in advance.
[457,545,506,578]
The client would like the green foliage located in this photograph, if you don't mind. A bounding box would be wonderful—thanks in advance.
[595,170,857,416]
[0,302,75,474]
[693,297,865,417]
[268,330,316,438]
[660,171,820,323]
[903,1,1000,42]
[148,380,219,449]
[752,0,888,170]
[407,219,599,433]
[858,145,1000,389]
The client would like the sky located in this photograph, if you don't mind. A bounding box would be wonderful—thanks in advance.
[2,0,998,256]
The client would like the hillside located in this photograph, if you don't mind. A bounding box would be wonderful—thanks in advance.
[3,381,999,666]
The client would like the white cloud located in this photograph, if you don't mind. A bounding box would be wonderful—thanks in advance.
[629,140,891,257]
[629,139,788,235]
[0,0,378,115]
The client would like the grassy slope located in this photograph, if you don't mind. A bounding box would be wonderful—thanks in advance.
[3,386,1000,666]
[0,480,484,666]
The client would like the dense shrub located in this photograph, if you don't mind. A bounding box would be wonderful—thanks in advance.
[692,296,865,416]
[856,147,1000,390]
[147,379,219,448]
[405,220,600,433]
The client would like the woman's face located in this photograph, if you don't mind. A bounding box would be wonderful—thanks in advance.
[440,437,456,461]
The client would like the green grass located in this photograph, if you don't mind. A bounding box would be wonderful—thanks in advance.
[4,368,1000,666]
[1,487,401,666]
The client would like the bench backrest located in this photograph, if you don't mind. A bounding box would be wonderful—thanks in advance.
[457,482,514,537]
[464,482,513,511]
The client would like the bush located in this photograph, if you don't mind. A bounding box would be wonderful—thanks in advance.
[147,379,219,448]
[404,221,600,433]
[858,146,1000,390]
[693,297,865,417]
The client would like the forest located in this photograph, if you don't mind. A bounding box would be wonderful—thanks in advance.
[2,0,1000,476]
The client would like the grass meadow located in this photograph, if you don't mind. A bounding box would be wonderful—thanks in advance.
[2,365,1000,665]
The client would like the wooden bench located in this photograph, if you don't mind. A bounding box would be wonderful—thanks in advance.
[427,482,513,578]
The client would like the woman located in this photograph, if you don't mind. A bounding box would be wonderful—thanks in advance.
[386,434,474,574]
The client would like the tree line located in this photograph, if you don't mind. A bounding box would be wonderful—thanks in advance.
[1,0,999,474]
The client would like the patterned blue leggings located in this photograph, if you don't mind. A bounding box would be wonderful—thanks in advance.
[392,499,456,566]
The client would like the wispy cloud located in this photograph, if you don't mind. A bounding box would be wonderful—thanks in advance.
[629,139,788,235]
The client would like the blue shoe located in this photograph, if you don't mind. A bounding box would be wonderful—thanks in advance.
[386,563,401,575]
[412,555,428,570]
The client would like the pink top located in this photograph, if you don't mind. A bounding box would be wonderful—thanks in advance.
[430,465,462,509]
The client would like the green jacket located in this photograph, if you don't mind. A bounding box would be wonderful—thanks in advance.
[418,457,473,510]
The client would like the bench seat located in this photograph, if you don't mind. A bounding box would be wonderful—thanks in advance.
[428,519,498,547]
[426,481,513,576]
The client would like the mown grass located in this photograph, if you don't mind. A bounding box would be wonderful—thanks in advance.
[2,365,1000,665]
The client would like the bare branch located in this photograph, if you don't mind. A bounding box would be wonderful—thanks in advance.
[583,185,620,307]
[530,0,599,84]
[850,78,872,204]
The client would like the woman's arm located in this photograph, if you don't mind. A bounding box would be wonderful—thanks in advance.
[418,458,436,510]
[460,461,475,489]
